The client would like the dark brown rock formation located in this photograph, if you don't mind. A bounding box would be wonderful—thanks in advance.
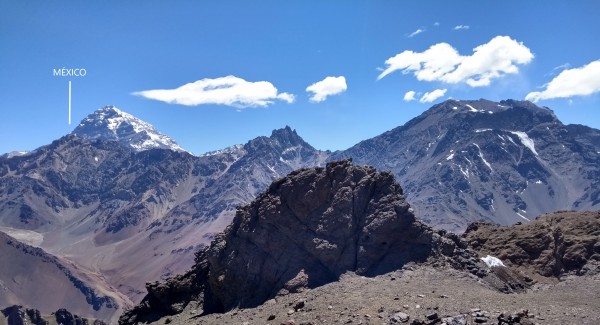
[464,210,600,277]
[120,160,483,324]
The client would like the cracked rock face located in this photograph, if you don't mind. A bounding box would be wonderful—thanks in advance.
[204,159,432,309]
[120,160,483,324]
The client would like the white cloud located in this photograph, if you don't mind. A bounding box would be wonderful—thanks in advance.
[132,75,295,108]
[276,92,295,103]
[454,25,470,30]
[403,91,417,101]
[306,76,347,102]
[526,60,600,102]
[434,22,440,27]
[377,36,534,87]
[408,28,425,38]
[419,89,447,103]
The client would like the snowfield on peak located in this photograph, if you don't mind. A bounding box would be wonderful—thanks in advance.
[71,106,189,153]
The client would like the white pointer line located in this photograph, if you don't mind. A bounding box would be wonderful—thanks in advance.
[68,81,72,125]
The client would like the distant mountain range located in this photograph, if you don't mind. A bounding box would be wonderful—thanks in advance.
[0,99,598,321]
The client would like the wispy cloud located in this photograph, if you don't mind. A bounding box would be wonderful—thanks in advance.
[132,76,295,108]
[454,25,470,30]
[403,90,417,101]
[526,60,600,102]
[544,63,572,77]
[553,63,571,71]
[433,22,440,27]
[306,76,347,103]
[408,28,425,38]
[419,89,447,103]
[377,36,534,87]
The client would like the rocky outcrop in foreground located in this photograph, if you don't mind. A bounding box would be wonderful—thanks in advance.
[120,160,487,324]
[464,210,600,277]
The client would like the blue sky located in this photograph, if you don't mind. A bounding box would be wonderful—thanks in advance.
[1,1,599,154]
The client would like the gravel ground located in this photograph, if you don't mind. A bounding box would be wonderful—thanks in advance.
[149,264,600,325]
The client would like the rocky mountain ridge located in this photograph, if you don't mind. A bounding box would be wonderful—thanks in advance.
[332,99,600,231]
[464,210,600,278]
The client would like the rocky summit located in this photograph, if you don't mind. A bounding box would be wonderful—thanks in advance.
[71,106,187,153]
[119,160,488,324]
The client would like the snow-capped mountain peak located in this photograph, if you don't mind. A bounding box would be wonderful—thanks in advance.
[199,144,245,157]
[71,105,188,153]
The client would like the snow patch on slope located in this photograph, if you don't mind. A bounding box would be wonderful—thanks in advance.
[509,131,538,156]
[516,212,530,221]
[473,143,492,171]
[465,104,478,112]
[481,255,505,268]
[6,151,30,158]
